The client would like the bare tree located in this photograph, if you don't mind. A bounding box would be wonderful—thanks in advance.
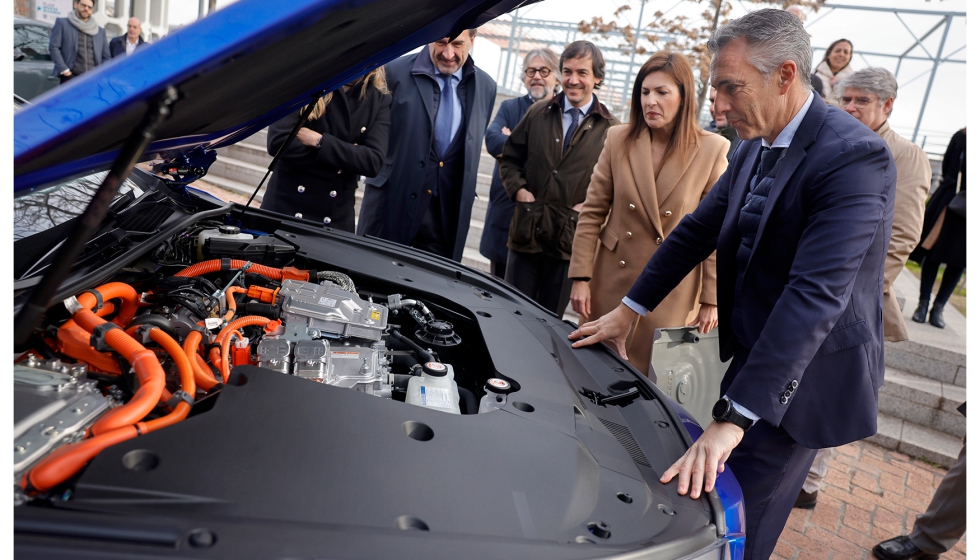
[579,0,825,116]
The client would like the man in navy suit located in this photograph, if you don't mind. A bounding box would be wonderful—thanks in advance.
[49,0,111,83]
[480,48,559,278]
[570,9,895,559]
[109,17,146,58]
[357,30,496,262]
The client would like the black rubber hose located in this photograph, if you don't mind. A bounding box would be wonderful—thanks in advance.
[390,374,413,390]
[390,353,420,370]
[457,387,478,415]
[389,329,437,363]
[128,314,179,340]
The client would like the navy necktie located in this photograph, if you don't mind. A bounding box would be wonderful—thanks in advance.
[755,147,784,185]
[434,74,454,158]
[563,108,580,154]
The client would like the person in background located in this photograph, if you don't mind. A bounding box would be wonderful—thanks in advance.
[569,10,895,558]
[261,68,391,232]
[705,86,740,160]
[357,30,496,261]
[480,48,560,279]
[568,51,727,375]
[908,128,966,329]
[109,17,146,58]
[796,67,931,510]
[49,0,111,83]
[784,5,806,22]
[499,41,620,315]
[813,38,854,106]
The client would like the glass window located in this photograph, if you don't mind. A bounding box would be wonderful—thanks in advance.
[14,25,51,61]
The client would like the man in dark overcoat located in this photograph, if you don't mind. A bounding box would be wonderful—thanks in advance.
[570,10,896,559]
[109,17,146,58]
[357,30,496,261]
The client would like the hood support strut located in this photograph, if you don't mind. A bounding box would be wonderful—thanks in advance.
[14,87,180,347]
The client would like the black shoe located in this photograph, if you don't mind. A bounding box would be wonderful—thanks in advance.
[911,299,930,323]
[872,535,940,560]
[793,488,817,509]
[929,304,946,329]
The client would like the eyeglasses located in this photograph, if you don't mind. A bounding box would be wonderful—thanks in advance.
[77,3,94,9]
[524,67,552,78]
[838,96,874,109]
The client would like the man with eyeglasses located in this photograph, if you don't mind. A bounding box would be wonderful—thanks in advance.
[480,48,561,278]
[49,0,111,83]
[795,67,931,513]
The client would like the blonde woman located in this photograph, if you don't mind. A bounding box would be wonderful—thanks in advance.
[568,51,729,374]
[261,68,391,231]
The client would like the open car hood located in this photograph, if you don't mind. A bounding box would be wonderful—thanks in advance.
[13,0,536,194]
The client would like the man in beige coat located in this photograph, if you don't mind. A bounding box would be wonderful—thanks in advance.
[797,66,931,510]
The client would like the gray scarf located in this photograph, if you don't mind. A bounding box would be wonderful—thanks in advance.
[68,10,99,36]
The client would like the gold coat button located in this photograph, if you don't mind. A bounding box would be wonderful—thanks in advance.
[656,237,663,244]
[360,126,367,133]
[629,203,636,210]
[626,232,632,239]
[664,210,672,216]
[439,162,444,168]
[619,260,626,267]
[426,189,432,195]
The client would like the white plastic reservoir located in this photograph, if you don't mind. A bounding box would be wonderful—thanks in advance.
[406,362,460,414]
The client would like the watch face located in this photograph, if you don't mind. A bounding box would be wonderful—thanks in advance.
[712,398,729,419]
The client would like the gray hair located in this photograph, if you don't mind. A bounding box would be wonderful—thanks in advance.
[835,67,898,114]
[522,48,559,72]
[708,8,812,89]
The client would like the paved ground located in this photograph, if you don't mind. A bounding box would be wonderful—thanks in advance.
[773,439,966,560]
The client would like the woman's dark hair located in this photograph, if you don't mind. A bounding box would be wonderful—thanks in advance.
[559,41,605,89]
[822,38,853,70]
[622,50,700,160]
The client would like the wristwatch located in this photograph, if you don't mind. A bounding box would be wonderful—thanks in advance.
[711,397,753,431]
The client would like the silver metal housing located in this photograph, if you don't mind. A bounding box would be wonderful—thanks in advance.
[277,280,388,341]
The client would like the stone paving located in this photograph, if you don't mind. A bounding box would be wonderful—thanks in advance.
[773,439,966,560]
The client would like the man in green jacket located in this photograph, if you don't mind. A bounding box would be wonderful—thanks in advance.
[499,41,620,314]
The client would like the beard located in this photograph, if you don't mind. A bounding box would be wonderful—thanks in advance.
[527,83,549,100]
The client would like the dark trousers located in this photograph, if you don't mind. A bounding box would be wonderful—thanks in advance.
[411,194,454,259]
[909,441,966,553]
[504,250,573,315]
[727,421,818,560]
[490,260,507,280]
[919,254,965,306]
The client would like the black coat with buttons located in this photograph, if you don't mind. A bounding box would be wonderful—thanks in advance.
[260,84,391,232]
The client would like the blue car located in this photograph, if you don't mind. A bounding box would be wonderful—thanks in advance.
[13,1,744,558]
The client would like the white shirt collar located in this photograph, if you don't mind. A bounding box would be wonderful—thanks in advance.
[762,91,814,149]
[563,94,593,116]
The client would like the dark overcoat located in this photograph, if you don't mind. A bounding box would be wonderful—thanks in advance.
[909,128,966,269]
[356,51,496,262]
[260,85,391,232]
[109,35,145,58]
[479,94,535,264]
[626,96,896,450]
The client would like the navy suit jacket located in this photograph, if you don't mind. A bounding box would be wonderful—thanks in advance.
[479,94,536,263]
[109,35,145,58]
[49,18,110,76]
[626,95,896,448]
[357,51,496,262]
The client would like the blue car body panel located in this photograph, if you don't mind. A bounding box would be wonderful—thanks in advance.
[14,0,529,193]
[669,400,746,560]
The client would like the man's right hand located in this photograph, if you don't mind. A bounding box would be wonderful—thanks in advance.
[61,70,71,76]
[501,126,512,136]
[515,188,536,203]
[569,280,591,319]
[568,303,638,360]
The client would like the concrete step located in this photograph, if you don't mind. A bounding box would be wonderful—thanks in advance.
[212,155,271,188]
[203,174,266,203]
[878,366,965,439]
[219,142,272,167]
[865,411,962,468]
[885,339,966,387]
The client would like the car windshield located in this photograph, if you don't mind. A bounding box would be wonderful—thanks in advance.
[13,171,142,241]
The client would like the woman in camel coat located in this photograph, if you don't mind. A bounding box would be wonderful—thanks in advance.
[568,51,729,375]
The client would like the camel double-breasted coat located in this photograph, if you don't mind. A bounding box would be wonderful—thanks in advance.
[568,125,729,373]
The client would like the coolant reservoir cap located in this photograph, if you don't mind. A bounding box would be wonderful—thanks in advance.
[218,225,241,235]
[485,378,511,394]
[422,361,448,377]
